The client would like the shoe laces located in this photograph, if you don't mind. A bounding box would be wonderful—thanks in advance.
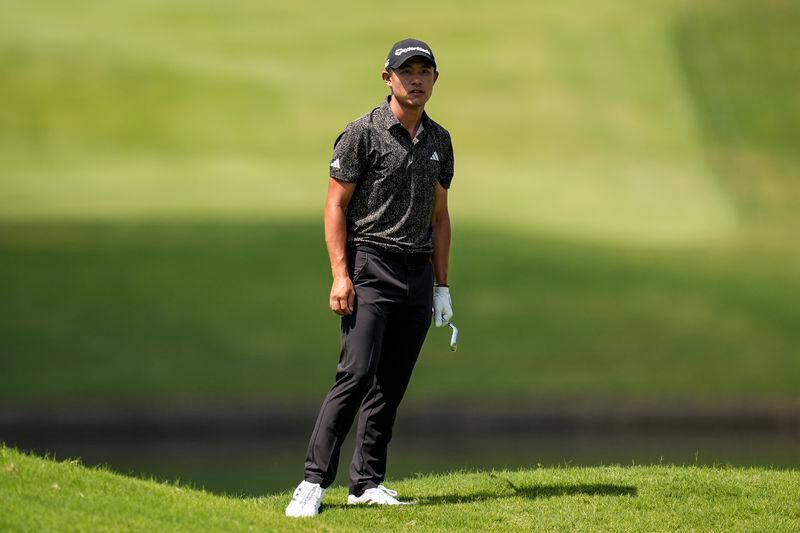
[377,484,398,497]
[294,483,322,506]
[365,485,400,504]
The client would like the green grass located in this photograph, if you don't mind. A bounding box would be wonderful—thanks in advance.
[675,0,800,224]
[2,0,800,404]
[2,220,799,403]
[2,445,799,531]
[0,0,744,243]
[1,0,795,238]
[56,433,800,497]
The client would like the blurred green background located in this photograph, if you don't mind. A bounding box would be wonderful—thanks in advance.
[2,0,799,406]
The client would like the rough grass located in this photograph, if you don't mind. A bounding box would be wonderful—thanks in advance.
[2,445,799,532]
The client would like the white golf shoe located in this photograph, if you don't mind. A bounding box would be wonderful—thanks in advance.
[285,480,325,517]
[347,484,414,506]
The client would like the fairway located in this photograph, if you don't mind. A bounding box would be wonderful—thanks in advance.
[2,0,799,403]
[2,446,799,531]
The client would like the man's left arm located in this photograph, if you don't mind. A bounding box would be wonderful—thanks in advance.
[432,182,453,327]
[431,182,450,285]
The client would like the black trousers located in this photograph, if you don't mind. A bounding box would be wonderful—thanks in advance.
[304,246,434,495]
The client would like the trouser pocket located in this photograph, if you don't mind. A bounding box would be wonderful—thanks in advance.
[348,249,369,282]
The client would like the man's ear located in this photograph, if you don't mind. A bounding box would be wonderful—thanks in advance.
[433,71,439,85]
[382,70,392,88]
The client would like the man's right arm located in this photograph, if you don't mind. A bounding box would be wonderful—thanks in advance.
[324,177,357,316]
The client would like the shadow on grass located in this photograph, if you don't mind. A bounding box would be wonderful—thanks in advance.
[3,219,799,405]
[325,476,637,510]
[415,483,638,506]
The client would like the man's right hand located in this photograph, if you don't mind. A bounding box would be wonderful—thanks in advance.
[329,275,356,316]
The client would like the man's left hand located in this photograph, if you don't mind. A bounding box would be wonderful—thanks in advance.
[433,286,453,327]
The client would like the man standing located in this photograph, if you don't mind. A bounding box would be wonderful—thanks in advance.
[285,38,454,517]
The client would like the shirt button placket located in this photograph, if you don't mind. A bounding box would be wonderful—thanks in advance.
[407,137,417,175]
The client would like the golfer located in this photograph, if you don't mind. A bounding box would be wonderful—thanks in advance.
[285,38,454,517]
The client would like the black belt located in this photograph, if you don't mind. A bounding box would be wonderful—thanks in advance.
[353,244,432,266]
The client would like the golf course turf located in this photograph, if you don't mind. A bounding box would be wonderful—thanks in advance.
[3,0,799,405]
[2,445,799,531]
[2,0,800,525]
[1,219,799,404]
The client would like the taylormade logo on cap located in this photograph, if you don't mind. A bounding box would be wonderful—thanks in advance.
[385,38,437,70]
[394,46,431,57]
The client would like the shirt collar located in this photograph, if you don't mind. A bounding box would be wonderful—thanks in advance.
[378,96,431,133]
[378,97,400,130]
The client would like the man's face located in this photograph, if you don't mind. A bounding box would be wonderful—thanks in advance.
[383,57,439,108]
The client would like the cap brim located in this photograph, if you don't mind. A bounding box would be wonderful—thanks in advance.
[386,53,437,70]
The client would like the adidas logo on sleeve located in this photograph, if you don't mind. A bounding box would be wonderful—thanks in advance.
[430,152,439,161]
[330,158,341,169]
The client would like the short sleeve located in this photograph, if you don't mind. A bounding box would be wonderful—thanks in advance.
[438,131,454,189]
[329,122,367,183]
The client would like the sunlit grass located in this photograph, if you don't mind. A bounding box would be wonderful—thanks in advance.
[0,0,763,245]
[2,446,798,531]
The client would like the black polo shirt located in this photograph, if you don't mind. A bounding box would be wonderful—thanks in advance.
[329,96,454,254]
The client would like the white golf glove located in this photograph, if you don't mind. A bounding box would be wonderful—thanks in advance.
[433,286,453,327]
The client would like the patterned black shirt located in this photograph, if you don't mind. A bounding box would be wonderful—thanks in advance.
[329,96,454,253]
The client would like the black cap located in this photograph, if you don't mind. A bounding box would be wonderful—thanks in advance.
[384,38,437,71]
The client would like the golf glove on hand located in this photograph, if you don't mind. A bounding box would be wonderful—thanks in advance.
[433,286,453,327]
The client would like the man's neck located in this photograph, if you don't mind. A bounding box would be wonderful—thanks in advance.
[389,96,424,139]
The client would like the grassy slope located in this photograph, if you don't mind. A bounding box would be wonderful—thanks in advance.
[2,446,799,532]
[1,0,800,402]
[0,0,735,242]
[675,0,800,230]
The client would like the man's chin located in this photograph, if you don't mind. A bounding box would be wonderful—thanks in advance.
[402,95,429,108]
